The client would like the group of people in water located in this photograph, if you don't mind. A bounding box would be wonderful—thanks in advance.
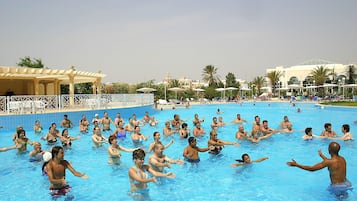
[0,106,354,199]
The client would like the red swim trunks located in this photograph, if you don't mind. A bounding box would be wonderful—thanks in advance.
[50,185,71,196]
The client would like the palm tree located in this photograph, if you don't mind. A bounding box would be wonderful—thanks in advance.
[310,66,331,96]
[202,65,221,87]
[251,76,265,95]
[311,66,331,86]
[266,70,282,96]
[346,64,356,84]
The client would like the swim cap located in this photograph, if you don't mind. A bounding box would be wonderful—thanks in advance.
[43,151,52,162]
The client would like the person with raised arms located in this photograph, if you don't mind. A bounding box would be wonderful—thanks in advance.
[286,142,352,196]
[231,153,268,167]
[46,146,87,196]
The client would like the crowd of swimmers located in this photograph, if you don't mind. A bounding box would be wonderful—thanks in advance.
[0,107,354,199]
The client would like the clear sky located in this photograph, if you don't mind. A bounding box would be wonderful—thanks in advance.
[1,0,356,83]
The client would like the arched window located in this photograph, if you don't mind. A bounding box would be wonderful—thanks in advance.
[288,76,300,85]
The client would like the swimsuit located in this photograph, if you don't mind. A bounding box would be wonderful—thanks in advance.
[209,146,222,155]
[327,180,353,195]
[130,166,149,185]
[50,185,71,196]
[47,139,57,144]
[62,141,72,146]
[29,153,43,162]
[116,130,127,139]
[184,157,200,163]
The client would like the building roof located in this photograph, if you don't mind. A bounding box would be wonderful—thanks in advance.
[298,59,336,66]
[0,66,106,84]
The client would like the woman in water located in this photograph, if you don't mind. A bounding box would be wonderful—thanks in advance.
[34,120,43,134]
[60,129,81,147]
[107,135,136,164]
[15,129,33,152]
[112,121,127,140]
[128,149,174,199]
[231,153,268,167]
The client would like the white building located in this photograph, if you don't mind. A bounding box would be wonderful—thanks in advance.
[266,59,349,88]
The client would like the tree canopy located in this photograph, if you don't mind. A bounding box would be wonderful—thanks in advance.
[17,56,45,68]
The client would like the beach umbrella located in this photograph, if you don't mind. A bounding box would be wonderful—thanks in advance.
[136,87,157,93]
[193,88,205,99]
[240,87,251,98]
[215,88,226,100]
[193,88,205,92]
[226,87,238,97]
[323,83,338,94]
[343,84,357,95]
[287,84,301,89]
[323,83,338,87]
[168,87,185,99]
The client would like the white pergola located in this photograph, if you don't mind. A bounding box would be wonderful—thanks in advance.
[0,66,106,106]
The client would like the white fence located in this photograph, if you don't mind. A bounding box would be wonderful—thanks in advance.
[0,94,154,114]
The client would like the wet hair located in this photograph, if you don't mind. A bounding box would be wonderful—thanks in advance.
[210,130,217,136]
[324,123,332,129]
[51,146,63,159]
[153,142,163,151]
[262,120,268,124]
[42,161,49,175]
[17,129,25,138]
[61,129,68,136]
[108,135,116,144]
[133,148,145,160]
[182,123,188,128]
[16,125,23,131]
[342,124,350,132]
[153,131,159,138]
[64,114,68,118]
[188,136,196,144]
[236,153,249,163]
[305,127,312,135]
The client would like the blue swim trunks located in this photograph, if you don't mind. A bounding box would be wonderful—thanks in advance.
[327,180,353,195]
[184,157,200,163]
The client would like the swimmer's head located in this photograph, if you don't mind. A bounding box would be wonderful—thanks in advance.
[328,142,340,155]
[108,135,116,144]
[236,153,250,163]
[188,136,196,144]
[153,131,160,138]
[51,146,64,159]
[17,129,25,138]
[133,148,145,160]
[342,124,350,133]
[305,127,312,135]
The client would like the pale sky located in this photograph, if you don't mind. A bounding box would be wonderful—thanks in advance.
[1,0,356,83]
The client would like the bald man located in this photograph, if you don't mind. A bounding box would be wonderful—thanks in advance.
[287,142,352,195]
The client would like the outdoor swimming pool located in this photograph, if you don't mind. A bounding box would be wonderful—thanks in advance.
[0,102,356,201]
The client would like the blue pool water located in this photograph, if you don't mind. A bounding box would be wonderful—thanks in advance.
[0,102,356,201]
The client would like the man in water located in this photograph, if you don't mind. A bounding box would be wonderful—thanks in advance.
[183,137,211,163]
[149,142,184,173]
[287,142,352,196]
[46,146,88,196]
